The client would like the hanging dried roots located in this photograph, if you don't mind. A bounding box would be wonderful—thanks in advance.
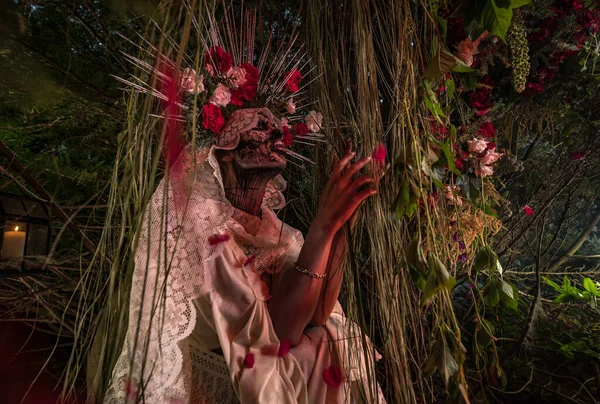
[507,11,530,93]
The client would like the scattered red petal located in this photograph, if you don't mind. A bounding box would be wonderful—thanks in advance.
[244,255,256,266]
[524,205,534,216]
[278,339,292,357]
[125,379,139,400]
[570,151,586,160]
[208,233,230,246]
[372,143,387,165]
[243,353,255,369]
[260,344,279,356]
[323,364,343,388]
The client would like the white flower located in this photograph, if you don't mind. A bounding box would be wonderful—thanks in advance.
[468,138,487,154]
[286,99,296,114]
[476,163,494,178]
[305,110,323,132]
[480,148,503,165]
[209,83,231,107]
[227,66,247,88]
[180,68,204,93]
[444,185,463,206]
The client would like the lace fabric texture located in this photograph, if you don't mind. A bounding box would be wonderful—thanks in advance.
[104,144,288,403]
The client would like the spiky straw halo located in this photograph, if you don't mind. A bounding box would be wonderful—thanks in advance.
[113,7,325,166]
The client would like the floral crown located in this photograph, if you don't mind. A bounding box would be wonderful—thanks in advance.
[115,10,324,165]
[179,44,324,160]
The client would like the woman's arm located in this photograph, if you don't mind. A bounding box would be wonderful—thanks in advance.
[309,227,347,326]
[269,150,375,346]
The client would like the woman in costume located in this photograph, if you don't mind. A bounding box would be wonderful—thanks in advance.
[105,21,386,404]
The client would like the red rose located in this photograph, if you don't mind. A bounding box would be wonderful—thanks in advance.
[202,104,225,134]
[285,70,302,93]
[477,121,496,138]
[523,81,544,96]
[455,159,464,170]
[486,141,496,150]
[469,90,493,112]
[282,126,294,147]
[240,63,259,84]
[205,46,233,74]
[230,63,260,106]
[292,123,310,137]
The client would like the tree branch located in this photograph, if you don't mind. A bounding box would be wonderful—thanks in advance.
[0,139,97,254]
[547,209,600,272]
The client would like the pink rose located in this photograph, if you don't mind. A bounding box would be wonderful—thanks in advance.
[479,149,503,165]
[180,68,204,93]
[209,83,231,107]
[305,111,323,132]
[445,185,463,206]
[227,66,247,88]
[286,99,296,114]
[475,163,494,178]
[468,139,488,154]
[456,31,489,67]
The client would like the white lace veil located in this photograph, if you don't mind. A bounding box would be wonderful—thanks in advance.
[104,109,288,403]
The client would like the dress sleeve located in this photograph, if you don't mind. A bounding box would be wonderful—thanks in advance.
[205,240,310,404]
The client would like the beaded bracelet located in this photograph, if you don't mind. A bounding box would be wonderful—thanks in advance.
[294,262,327,279]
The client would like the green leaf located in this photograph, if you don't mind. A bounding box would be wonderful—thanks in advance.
[479,0,513,42]
[476,319,495,348]
[424,48,459,78]
[394,179,411,218]
[484,279,501,307]
[441,141,461,176]
[452,65,477,73]
[446,79,456,101]
[543,276,562,292]
[583,278,599,295]
[450,124,457,140]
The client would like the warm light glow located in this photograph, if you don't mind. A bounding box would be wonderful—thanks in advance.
[15,226,19,231]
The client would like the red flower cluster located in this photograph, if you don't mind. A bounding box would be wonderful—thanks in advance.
[285,70,302,93]
[469,77,494,115]
[477,121,496,138]
[205,46,232,74]
[202,104,225,133]
[293,123,310,137]
[282,126,294,147]
[231,63,259,106]
[453,143,468,171]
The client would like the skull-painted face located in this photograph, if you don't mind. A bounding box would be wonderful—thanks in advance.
[216,108,287,172]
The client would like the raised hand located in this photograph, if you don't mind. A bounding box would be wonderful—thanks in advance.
[313,147,377,237]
